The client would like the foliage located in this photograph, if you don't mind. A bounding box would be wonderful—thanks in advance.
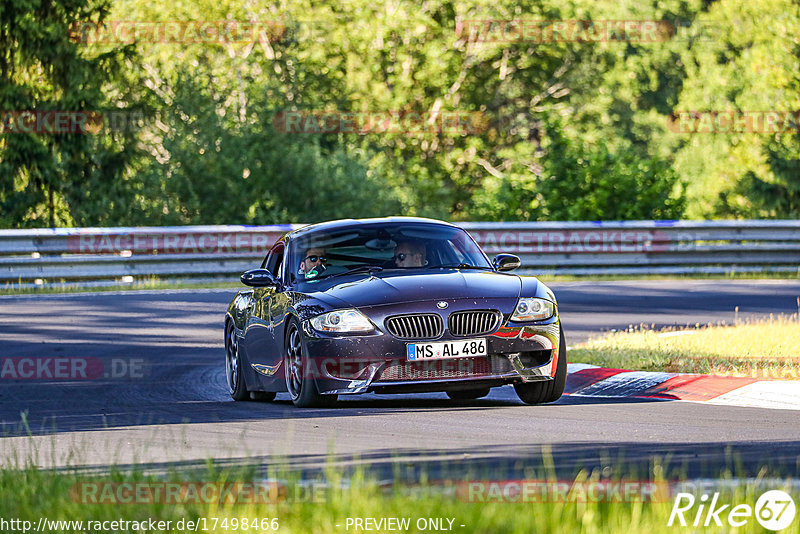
[0,0,145,227]
[2,0,799,227]
[667,0,800,218]
[468,120,685,220]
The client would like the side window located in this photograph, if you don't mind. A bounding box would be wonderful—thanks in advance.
[264,243,284,278]
[271,250,284,279]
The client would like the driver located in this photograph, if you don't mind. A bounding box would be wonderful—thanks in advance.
[393,240,426,268]
[299,247,327,279]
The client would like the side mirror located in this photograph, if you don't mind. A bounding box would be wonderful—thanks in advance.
[492,253,521,272]
[240,269,279,287]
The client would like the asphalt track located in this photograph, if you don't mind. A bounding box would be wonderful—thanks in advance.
[1,280,799,479]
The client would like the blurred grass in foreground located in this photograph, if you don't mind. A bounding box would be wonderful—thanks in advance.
[570,314,800,378]
[1,459,798,534]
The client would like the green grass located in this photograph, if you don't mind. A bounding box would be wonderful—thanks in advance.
[536,271,800,283]
[2,460,798,533]
[570,314,800,379]
[0,278,236,296]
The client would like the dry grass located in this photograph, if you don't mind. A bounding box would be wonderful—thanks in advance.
[570,314,800,379]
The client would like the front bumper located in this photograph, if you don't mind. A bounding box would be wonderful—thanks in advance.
[297,317,562,395]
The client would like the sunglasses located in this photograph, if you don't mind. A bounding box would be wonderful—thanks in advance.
[393,253,413,262]
[304,255,327,263]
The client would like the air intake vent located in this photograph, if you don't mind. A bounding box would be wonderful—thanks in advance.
[385,314,444,340]
[378,356,492,381]
[448,310,501,337]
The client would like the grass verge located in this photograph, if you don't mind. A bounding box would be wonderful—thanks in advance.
[0,278,236,296]
[1,460,798,533]
[570,314,800,379]
[537,271,800,283]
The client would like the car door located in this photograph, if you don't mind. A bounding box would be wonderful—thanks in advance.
[265,249,293,369]
[242,243,285,387]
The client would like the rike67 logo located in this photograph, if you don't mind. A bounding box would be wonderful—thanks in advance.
[669,490,796,530]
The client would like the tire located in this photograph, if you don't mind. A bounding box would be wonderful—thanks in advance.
[514,328,567,405]
[225,322,249,401]
[284,318,337,408]
[446,387,491,400]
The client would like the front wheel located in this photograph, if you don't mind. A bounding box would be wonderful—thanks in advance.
[284,319,337,408]
[514,329,567,405]
[225,322,249,401]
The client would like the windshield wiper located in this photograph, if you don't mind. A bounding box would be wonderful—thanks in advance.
[325,265,384,279]
[427,263,492,270]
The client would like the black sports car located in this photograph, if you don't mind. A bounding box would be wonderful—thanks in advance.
[224,217,566,407]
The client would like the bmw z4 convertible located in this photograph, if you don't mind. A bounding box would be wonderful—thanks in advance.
[224,217,566,407]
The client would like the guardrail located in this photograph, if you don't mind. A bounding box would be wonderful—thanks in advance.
[1,220,799,286]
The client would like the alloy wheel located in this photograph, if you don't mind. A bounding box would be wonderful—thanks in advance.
[285,325,303,400]
[225,325,239,394]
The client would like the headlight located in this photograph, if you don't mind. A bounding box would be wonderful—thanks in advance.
[310,309,374,333]
[510,297,555,322]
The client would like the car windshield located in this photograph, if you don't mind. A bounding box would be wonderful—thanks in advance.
[288,223,491,283]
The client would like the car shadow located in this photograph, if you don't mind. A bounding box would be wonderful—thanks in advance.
[0,385,676,437]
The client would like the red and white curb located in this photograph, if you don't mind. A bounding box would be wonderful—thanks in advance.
[565,364,800,410]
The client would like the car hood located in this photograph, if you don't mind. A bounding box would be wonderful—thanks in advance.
[309,270,523,308]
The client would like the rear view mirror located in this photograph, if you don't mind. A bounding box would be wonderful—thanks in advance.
[492,254,521,272]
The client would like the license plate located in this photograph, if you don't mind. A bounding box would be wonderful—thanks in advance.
[407,338,487,361]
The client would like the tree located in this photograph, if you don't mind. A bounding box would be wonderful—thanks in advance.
[668,0,800,218]
[468,120,685,220]
[0,0,144,228]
